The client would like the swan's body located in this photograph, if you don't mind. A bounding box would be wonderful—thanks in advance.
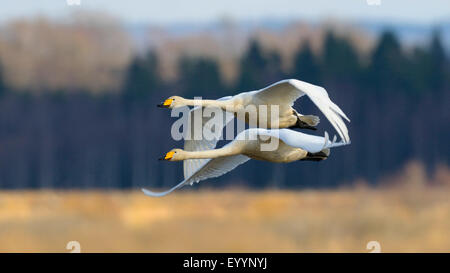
[143,129,349,197]
[159,79,350,143]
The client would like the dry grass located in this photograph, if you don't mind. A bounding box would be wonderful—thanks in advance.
[0,185,448,252]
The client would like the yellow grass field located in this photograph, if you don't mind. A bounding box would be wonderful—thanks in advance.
[0,186,448,252]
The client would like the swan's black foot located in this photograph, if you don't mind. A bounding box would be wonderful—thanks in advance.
[289,119,317,131]
[301,150,329,162]
[297,119,318,130]
[289,113,319,131]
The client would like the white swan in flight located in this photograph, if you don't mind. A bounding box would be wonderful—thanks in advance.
[142,129,349,197]
[158,79,350,143]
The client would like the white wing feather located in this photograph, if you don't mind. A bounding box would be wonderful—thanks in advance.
[183,96,234,179]
[252,128,350,153]
[143,153,250,197]
[255,79,350,143]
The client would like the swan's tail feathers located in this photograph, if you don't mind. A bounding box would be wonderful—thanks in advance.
[323,131,351,149]
[299,115,320,127]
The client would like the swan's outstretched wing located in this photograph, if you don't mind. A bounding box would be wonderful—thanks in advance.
[254,128,350,153]
[183,96,234,179]
[143,154,250,197]
[254,79,351,143]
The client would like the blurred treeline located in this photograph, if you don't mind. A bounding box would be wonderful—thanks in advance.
[0,16,448,189]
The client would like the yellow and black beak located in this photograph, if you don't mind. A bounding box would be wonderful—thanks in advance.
[157,98,173,108]
[159,151,175,161]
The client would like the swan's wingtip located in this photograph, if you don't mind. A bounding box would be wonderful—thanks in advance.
[322,131,330,149]
[141,188,166,197]
[342,114,351,123]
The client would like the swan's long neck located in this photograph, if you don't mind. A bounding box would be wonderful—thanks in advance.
[183,98,230,110]
[182,146,238,160]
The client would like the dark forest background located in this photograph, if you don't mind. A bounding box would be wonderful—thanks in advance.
[0,29,448,190]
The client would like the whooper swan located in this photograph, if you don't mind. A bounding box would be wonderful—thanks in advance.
[142,129,349,197]
[158,79,351,143]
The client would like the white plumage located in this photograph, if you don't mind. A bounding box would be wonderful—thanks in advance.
[146,79,352,197]
[183,96,234,179]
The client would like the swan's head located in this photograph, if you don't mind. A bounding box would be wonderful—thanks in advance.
[159,148,185,161]
[157,96,184,109]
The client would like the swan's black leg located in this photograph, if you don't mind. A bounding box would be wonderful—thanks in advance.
[300,151,328,161]
[289,118,317,130]
[289,110,318,131]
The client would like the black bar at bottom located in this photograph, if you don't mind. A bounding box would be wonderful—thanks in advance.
[1,253,447,272]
